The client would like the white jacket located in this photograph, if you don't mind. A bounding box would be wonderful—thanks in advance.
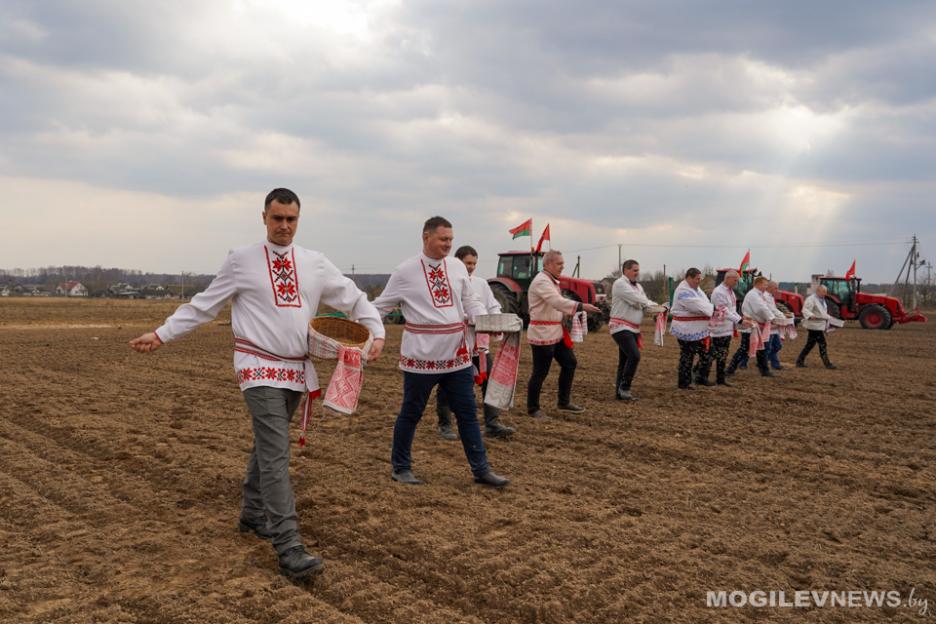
[801,293,832,331]
[609,277,658,335]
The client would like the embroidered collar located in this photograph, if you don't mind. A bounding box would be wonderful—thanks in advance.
[420,256,454,308]
[265,244,302,308]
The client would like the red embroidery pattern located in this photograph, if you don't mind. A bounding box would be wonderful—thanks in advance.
[399,352,471,371]
[323,347,365,413]
[265,246,302,308]
[237,366,306,385]
[420,259,454,308]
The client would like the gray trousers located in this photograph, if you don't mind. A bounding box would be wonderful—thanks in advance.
[241,386,303,555]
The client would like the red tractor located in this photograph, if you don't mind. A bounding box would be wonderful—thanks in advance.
[812,275,927,330]
[713,267,804,317]
[488,250,608,330]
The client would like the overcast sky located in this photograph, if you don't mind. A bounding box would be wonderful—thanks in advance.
[2,0,934,282]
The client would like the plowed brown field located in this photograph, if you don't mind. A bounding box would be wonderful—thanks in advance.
[1,298,934,623]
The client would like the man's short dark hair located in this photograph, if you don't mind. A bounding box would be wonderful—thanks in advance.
[455,245,478,260]
[265,188,300,210]
[622,259,639,271]
[686,267,702,278]
[423,216,452,233]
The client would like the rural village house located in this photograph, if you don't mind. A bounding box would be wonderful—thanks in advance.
[55,281,89,297]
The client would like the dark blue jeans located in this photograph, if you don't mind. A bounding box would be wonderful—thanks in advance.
[392,367,491,477]
[765,334,783,369]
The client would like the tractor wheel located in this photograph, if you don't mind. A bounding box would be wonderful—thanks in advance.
[859,304,892,330]
[490,283,521,317]
[587,314,603,332]
[826,300,841,320]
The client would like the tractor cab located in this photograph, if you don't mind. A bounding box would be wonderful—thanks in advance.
[488,250,606,330]
[496,251,544,288]
[814,275,860,314]
[714,267,759,303]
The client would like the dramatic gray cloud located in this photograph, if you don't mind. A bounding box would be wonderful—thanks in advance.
[1,0,934,281]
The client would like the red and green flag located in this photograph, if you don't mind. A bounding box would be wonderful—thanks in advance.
[509,218,532,239]
[738,249,751,273]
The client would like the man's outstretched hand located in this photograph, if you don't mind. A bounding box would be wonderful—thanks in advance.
[129,332,163,353]
[367,338,385,361]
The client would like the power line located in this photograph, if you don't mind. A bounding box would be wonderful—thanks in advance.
[566,240,910,254]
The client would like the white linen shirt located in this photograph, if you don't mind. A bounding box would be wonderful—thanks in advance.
[609,277,658,335]
[154,241,385,394]
[373,254,487,373]
[709,283,743,338]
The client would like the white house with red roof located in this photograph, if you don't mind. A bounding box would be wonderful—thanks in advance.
[56,281,89,297]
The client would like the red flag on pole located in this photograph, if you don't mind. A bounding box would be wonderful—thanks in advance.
[535,224,551,254]
[738,249,751,273]
[844,259,856,280]
[509,218,532,239]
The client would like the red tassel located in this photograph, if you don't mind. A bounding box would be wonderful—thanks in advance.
[562,327,574,349]
[297,389,321,448]
[636,334,643,351]
[703,337,712,352]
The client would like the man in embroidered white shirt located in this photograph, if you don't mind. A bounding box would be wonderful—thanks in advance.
[373,217,510,488]
[796,284,837,369]
[129,188,385,580]
[733,276,775,377]
[697,269,745,387]
[669,268,715,390]
[608,259,662,401]
[526,250,601,416]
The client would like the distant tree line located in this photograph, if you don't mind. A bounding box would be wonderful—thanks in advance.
[0,265,215,298]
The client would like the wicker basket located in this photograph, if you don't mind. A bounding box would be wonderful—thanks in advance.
[310,316,371,349]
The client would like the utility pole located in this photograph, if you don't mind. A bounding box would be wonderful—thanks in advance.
[911,235,920,309]
[617,244,622,273]
[890,236,918,306]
